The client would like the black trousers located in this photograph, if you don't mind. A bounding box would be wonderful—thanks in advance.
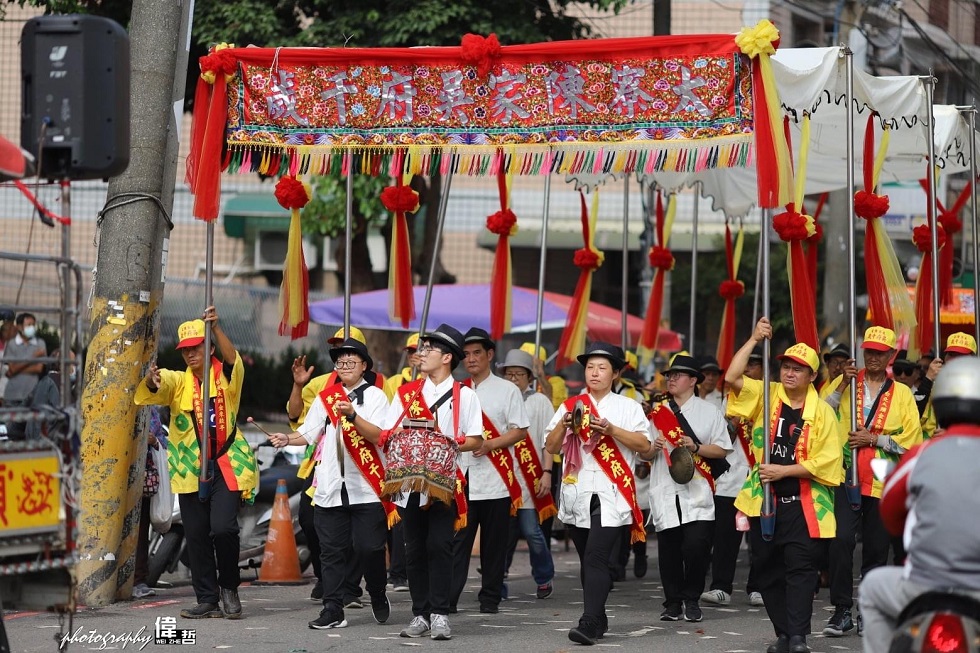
[134,497,151,585]
[540,460,562,546]
[313,497,387,615]
[658,517,714,607]
[749,499,821,638]
[399,493,457,617]
[828,487,891,609]
[387,520,408,582]
[178,472,241,604]
[568,497,623,629]
[708,495,759,594]
[298,476,322,583]
[616,509,649,569]
[450,495,511,610]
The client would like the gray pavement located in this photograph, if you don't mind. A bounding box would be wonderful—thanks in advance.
[4,543,866,653]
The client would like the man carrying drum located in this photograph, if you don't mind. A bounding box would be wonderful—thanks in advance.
[643,354,732,623]
[379,324,484,641]
[544,342,652,646]
[725,317,843,653]
[449,328,530,614]
[269,338,392,630]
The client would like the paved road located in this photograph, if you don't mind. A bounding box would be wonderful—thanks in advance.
[4,544,867,653]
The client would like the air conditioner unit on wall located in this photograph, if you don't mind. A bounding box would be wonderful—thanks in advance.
[254,230,318,271]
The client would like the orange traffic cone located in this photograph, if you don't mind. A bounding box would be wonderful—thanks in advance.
[253,478,306,585]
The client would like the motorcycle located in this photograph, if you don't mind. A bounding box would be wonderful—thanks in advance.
[147,433,312,587]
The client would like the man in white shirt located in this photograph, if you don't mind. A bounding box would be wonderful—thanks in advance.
[500,349,557,599]
[699,355,725,410]
[450,328,530,614]
[381,324,484,641]
[644,354,732,623]
[270,338,391,631]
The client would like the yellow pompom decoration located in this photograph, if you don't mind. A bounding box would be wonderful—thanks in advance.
[735,19,780,58]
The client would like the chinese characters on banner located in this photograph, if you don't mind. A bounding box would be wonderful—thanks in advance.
[0,452,61,536]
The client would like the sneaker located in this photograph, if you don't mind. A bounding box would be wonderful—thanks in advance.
[400,615,430,638]
[660,604,683,621]
[430,613,452,640]
[684,601,703,623]
[822,606,854,637]
[308,609,348,630]
[220,588,242,620]
[536,581,554,599]
[568,618,600,646]
[132,583,156,599]
[310,580,323,601]
[749,591,765,606]
[700,589,731,605]
[389,578,409,592]
[634,554,648,578]
[344,598,364,609]
[180,603,223,619]
[371,593,390,624]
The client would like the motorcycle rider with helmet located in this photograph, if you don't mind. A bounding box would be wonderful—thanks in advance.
[858,356,980,652]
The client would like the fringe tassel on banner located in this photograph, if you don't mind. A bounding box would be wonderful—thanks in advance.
[273,176,311,339]
[558,191,603,368]
[637,191,676,365]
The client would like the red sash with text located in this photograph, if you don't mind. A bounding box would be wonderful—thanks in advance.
[512,437,558,523]
[563,395,646,544]
[734,417,756,467]
[397,379,468,530]
[855,370,896,496]
[462,379,524,515]
[649,401,716,492]
[317,382,399,527]
[192,357,237,490]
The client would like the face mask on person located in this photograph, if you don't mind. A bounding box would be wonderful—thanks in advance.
[22,325,36,339]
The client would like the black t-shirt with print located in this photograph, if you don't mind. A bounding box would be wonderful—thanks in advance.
[770,403,802,497]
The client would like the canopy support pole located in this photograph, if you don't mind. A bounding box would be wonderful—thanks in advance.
[845,47,861,509]
[689,182,700,355]
[344,163,353,339]
[198,220,214,499]
[418,161,456,340]
[961,105,980,344]
[621,175,630,350]
[924,73,942,355]
[760,207,773,538]
[533,160,553,378]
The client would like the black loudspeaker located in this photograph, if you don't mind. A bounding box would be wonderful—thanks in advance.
[21,15,130,180]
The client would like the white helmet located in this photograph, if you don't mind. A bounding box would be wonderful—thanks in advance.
[932,356,980,428]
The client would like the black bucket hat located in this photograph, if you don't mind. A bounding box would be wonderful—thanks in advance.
[664,354,705,384]
[699,355,722,373]
[576,342,627,371]
[329,338,373,371]
[423,323,465,361]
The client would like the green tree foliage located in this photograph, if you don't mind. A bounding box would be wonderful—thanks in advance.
[301,170,388,238]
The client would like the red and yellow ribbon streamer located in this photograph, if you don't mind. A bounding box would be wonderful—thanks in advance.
[487,160,517,339]
[911,222,947,358]
[638,190,676,365]
[274,175,311,339]
[716,218,745,369]
[382,152,420,328]
[558,191,603,368]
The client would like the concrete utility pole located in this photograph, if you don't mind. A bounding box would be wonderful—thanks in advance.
[77,0,192,605]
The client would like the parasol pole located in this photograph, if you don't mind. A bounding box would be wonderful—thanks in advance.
[760,207,774,541]
[621,175,630,350]
[343,160,354,339]
[753,216,762,325]
[418,158,456,341]
[689,182,700,355]
[844,47,861,511]
[924,73,942,356]
[198,220,215,500]
[960,105,980,344]
[533,154,553,383]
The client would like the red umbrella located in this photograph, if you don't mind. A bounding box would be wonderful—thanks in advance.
[0,134,34,181]
[542,290,682,351]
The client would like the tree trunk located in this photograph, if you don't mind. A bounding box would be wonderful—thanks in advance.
[334,211,379,293]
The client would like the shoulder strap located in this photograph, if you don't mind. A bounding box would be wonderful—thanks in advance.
[668,397,701,445]
[863,378,894,430]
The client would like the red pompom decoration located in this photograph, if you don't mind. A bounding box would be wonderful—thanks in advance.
[807,222,824,244]
[461,33,502,78]
[854,190,890,220]
[912,223,947,253]
[380,186,420,214]
[719,279,745,300]
[486,208,517,236]
[648,245,675,270]
[939,212,963,235]
[274,175,310,210]
[573,248,601,271]
[772,211,811,242]
[199,49,237,81]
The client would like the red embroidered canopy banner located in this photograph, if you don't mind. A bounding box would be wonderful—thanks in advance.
[189,27,789,221]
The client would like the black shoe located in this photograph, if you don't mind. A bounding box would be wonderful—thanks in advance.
[660,604,683,621]
[220,588,242,619]
[634,554,647,578]
[568,619,600,646]
[371,593,390,624]
[766,634,789,653]
[310,580,323,601]
[309,609,348,630]
[683,601,703,623]
[789,635,809,653]
[479,603,499,614]
[822,606,854,637]
[180,602,223,619]
[448,604,458,614]
[613,565,626,582]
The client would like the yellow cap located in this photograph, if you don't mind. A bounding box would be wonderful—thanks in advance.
[329,326,366,345]
[777,343,819,373]
[945,332,978,355]
[520,342,547,361]
[405,333,419,350]
[862,326,896,352]
[176,319,205,349]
